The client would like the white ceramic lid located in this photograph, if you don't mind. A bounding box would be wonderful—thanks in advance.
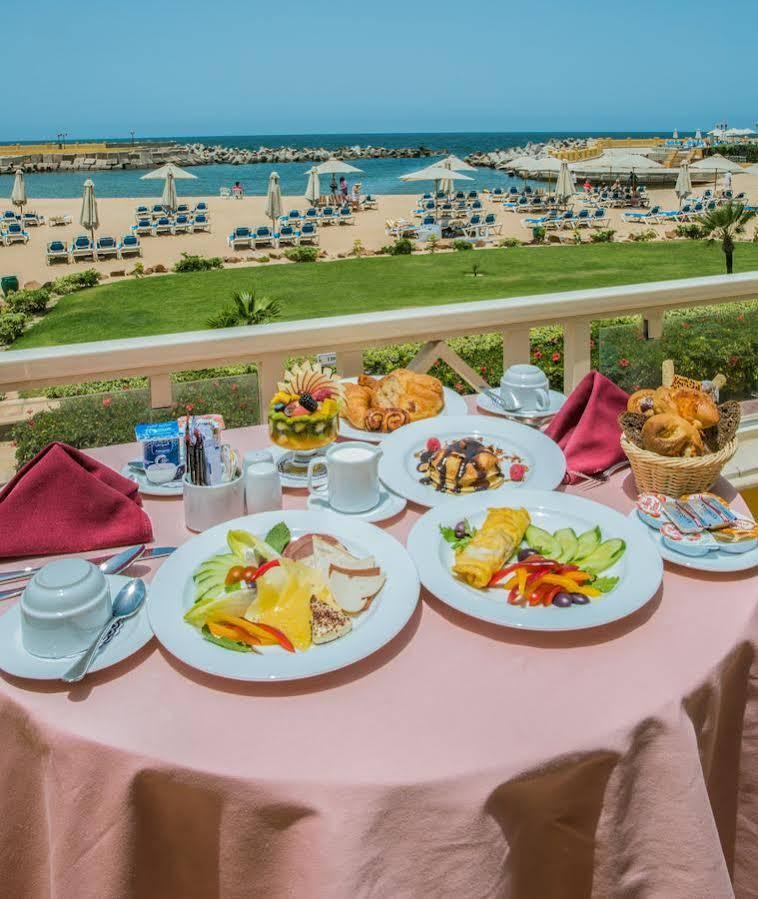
[22,559,108,619]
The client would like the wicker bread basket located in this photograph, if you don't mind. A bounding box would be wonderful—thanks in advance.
[620,434,738,495]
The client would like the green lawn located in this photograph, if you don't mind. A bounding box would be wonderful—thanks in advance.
[15,242,758,349]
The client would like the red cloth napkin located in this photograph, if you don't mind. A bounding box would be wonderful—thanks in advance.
[0,442,153,559]
[545,372,629,484]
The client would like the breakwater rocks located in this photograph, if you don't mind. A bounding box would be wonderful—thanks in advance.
[0,142,439,174]
[465,138,593,169]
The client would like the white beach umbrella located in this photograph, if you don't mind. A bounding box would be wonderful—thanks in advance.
[695,129,703,140]
[400,165,473,212]
[141,163,198,181]
[79,178,99,244]
[304,166,320,205]
[690,153,745,189]
[265,170,283,231]
[673,129,679,139]
[554,160,574,203]
[611,153,664,171]
[315,158,363,194]
[10,169,27,210]
[437,154,477,172]
[674,162,692,205]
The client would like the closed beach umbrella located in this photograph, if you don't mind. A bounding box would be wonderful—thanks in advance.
[554,160,574,203]
[265,170,283,232]
[11,169,27,211]
[79,178,99,245]
[141,162,197,213]
[695,129,703,140]
[673,129,679,140]
[305,166,320,205]
[674,162,692,205]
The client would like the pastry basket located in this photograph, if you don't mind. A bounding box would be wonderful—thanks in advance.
[619,434,738,496]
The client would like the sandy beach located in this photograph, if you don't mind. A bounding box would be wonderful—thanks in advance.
[2,177,757,287]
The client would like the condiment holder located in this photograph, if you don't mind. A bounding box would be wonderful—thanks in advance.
[21,559,112,659]
[183,472,245,532]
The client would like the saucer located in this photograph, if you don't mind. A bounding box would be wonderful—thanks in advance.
[307,487,406,522]
[0,575,154,680]
[122,462,184,497]
[268,444,327,489]
[477,389,565,423]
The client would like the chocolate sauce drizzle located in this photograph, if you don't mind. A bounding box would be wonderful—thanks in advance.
[416,437,506,494]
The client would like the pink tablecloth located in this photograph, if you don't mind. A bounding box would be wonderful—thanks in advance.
[1,407,757,899]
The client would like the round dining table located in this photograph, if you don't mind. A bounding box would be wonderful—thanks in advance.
[1,405,757,899]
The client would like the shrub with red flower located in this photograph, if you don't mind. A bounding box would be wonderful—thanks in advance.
[102,396,112,408]
[619,358,630,368]
[552,352,560,363]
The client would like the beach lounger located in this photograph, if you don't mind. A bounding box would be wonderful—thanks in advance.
[491,188,504,201]
[95,236,119,259]
[287,210,302,227]
[118,234,142,258]
[320,206,335,225]
[483,213,501,235]
[590,209,608,227]
[338,206,354,225]
[253,226,274,248]
[173,214,192,234]
[622,205,661,224]
[298,222,319,245]
[463,214,484,239]
[133,218,153,236]
[135,205,149,219]
[219,187,232,199]
[150,204,165,219]
[467,191,478,200]
[194,202,209,215]
[276,224,298,247]
[571,209,591,228]
[70,234,94,260]
[362,195,377,210]
[421,215,436,226]
[228,226,253,249]
[555,210,575,229]
[176,204,191,217]
[154,216,173,235]
[48,214,72,227]
[470,200,483,212]
[22,212,43,226]
[303,208,319,224]
[3,222,29,245]
[2,210,18,224]
[385,218,417,239]
[191,213,211,232]
[46,240,69,264]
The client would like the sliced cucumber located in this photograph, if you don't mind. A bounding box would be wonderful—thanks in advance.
[574,526,602,562]
[555,528,578,563]
[581,538,626,574]
[525,525,561,560]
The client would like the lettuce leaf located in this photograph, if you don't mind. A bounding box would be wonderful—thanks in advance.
[265,522,291,554]
[592,576,620,593]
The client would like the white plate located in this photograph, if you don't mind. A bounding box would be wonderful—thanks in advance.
[630,511,758,573]
[147,510,419,681]
[408,489,663,631]
[378,415,566,507]
[122,463,184,497]
[477,389,565,420]
[307,487,406,523]
[338,377,468,442]
[0,575,154,680]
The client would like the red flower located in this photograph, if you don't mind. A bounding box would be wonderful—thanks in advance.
[454,381,464,392]
[552,352,561,363]
[479,365,487,375]
[230,383,239,392]
[102,396,112,408]
[533,350,543,360]
[185,403,194,412]
[729,355,739,367]
[619,358,630,368]
[682,322,691,329]
[737,314,745,322]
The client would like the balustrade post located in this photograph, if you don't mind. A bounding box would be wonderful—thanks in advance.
[643,311,664,340]
[336,350,364,378]
[256,354,286,422]
[502,327,531,374]
[149,374,172,408]
[562,319,591,394]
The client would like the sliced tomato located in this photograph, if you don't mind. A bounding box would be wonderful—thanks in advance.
[224,565,246,586]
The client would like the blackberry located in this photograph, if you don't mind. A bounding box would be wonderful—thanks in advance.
[299,392,318,413]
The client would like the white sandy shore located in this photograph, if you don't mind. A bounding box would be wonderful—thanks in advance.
[2,177,757,287]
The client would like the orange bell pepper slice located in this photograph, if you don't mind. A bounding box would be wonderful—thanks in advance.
[214,615,296,653]
[207,621,261,646]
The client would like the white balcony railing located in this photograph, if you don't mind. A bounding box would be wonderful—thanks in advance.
[1,271,756,483]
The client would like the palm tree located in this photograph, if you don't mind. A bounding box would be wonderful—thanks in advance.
[206,288,281,329]
[696,202,756,274]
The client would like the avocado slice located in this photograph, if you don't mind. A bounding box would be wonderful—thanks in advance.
[525,525,561,559]
[574,527,602,562]
[555,528,578,563]
[581,538,626,574]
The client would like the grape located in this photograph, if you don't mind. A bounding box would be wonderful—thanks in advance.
[552,592,573,608]
[518,548,538,561]
[454,521,468,539]
[570,593,590,605]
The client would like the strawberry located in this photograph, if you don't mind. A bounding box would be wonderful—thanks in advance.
[312,387,332,401]
[426,437,441,453]
[509,463,527,482]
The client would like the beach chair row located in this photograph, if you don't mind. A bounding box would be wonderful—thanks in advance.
[134,203,209,221]
[1,210,45,227]
[228,223,320,250]
[46,234,142,264]
[521,208,610,230]
[132,214,211,236]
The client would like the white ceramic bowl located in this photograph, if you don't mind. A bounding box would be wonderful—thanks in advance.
[146,462,179,484]
[20,559,112,659]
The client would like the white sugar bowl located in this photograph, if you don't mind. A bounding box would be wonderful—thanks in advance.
[20,559,112,659]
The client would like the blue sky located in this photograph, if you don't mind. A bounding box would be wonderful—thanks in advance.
[4,0,756,140]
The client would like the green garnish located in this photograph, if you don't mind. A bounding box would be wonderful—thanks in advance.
[439,520,477,551]
[201,625,257,653]
[265,522,291,554]
[591,576,620,593]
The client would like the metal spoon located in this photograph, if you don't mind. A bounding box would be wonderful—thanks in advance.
[62,579,146,683]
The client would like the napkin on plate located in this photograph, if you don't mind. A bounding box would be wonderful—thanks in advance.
[545,371,629,484]
[0,442,153,559]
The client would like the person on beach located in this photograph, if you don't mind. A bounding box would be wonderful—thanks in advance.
[232,181,244,198]
[351,182,361,208]
[583,179,592,192]
[722,170,732,194]
[339,176,348,205]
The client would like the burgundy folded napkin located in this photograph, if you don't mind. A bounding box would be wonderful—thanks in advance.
[545,371,629,484]
[0,442,153,559]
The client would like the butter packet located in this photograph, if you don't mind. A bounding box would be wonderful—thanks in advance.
[662,499,704,534]
[660,523,718,557]
[681,493,738,530]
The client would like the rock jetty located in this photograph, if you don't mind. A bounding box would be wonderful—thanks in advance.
[0,142,439,174]
[465,138,593,169]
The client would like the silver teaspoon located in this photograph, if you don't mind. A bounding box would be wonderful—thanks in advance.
[62,579,146,683]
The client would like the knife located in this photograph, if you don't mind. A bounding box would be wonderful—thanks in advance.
[0,545,175,601]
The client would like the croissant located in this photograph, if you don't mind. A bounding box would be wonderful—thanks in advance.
[670,388,720,430]
[372,369,444,422]
[341,383,372,429]
[627,389,656,416]
[382,408,410,432]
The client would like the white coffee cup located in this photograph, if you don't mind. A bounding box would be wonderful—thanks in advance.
[183,472,245,532]
[245,460,282,515]
[499,364,550,412]
[307,441,382,513]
